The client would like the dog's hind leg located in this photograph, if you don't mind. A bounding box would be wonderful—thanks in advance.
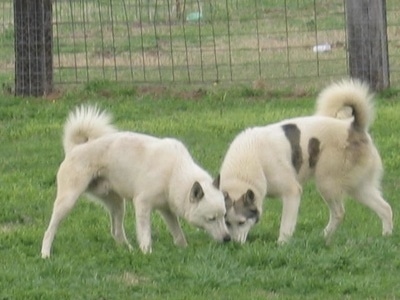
[350,186,393,236]
[278,184,302,244]
[98,192,133,251]
[41,190,84,258]
[158,208,187,248]
[41,163,91,258]
[322,198,345,243]
[317,181,345,243]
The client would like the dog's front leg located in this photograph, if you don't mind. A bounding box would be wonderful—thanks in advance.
[158,208,188,247]
[134,199,153,254]
[278,190,301,244]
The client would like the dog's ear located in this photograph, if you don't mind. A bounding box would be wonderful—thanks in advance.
[240,190,259,222]
[213,174,220,189]
[224,192,233,209]
[244,189,255,206]
[190,181,204,202]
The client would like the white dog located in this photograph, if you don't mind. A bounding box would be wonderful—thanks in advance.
[41,106,230,258]
[219,79,393,244]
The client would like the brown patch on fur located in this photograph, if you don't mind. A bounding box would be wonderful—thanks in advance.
[282,124,303,173]
[308,137,320,168]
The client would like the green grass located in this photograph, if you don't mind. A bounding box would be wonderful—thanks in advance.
[1,82,400,299]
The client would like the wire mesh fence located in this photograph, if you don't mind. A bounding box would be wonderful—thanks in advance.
[1,0,400,91]
[51,0,349,87]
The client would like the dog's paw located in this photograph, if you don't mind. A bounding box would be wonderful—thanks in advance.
[323,228,334,240]
[127,243,134,252]
[139,243,152,254]
[382,229,392,236]
[277,236,290,245]
[174,236,188,248]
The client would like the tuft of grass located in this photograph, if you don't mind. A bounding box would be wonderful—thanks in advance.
[1,83,400,299]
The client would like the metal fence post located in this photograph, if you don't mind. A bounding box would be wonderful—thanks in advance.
[14,0,53,96]
[346,0,389,91]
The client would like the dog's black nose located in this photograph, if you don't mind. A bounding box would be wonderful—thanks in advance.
[223,235,231,242]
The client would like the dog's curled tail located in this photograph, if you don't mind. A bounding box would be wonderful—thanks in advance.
[63,105,117,154]
[315,78,375,130]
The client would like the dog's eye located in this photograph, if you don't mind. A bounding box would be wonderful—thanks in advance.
[238,221,246,226]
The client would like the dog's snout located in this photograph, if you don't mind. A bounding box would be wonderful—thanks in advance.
[223,235,231,243]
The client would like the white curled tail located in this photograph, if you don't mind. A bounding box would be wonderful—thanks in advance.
[315,79,375,131]
[63,105,116,155]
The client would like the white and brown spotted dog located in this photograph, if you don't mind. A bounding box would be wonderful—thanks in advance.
[219,79,393,244]
[41,105,230,258]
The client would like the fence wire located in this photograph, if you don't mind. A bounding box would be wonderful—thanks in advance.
[52,0,349,87]
[1,0,400,90]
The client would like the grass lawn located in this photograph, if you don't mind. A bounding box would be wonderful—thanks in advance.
[1,82,400,299]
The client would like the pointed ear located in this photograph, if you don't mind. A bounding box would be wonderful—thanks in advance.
[190,181,204,202]
[213,174,220,189]
[244,189,255,206]
[223,192,233,209]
